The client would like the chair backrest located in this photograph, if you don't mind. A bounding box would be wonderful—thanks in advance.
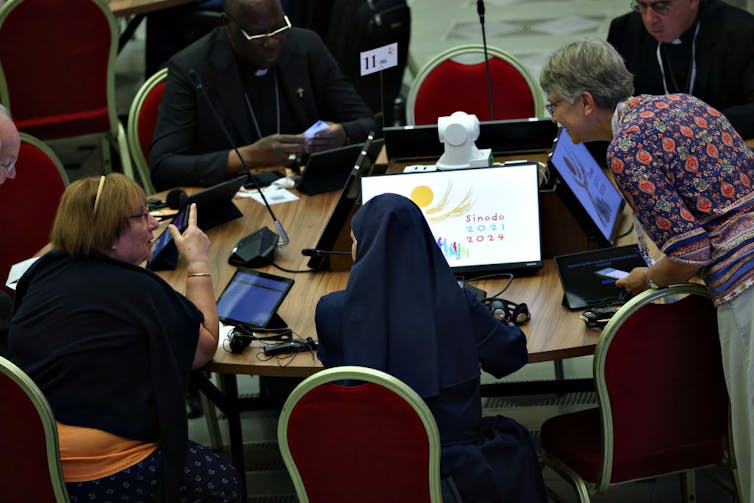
[0,356,70,502]
[406,44,544,125]
[127,68,167,195]
[0,133,68,294]
[278,366,443,503]
[594,283,729,490]
[0,0,119,140]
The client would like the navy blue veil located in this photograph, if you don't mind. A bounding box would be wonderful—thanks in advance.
[339,193,479,398]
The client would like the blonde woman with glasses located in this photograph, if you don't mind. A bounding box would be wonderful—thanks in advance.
[8,173,240,502]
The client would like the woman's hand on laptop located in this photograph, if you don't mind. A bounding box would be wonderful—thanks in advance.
[615,267,649,295]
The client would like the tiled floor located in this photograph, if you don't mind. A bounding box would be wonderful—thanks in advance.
[65,1,748,500]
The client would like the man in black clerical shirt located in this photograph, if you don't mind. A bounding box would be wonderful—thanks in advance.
[0,104,21,356]
[150,0,377,191]
[608,0,754,139]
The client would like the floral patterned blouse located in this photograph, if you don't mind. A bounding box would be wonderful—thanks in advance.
[608,94,754,305]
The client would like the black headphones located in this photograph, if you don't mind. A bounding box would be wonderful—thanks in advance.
[227,326,293,354]
[485,298,530,326]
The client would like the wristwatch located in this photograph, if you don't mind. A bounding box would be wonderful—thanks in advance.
[645,267,659,289]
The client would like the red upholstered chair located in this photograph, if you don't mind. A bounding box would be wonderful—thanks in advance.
[541,283,733,502]
[405,44,544,125]
[0,0,134,182]
[0,356,70,502]
[277,366,443,503]
[126,68,168,195]
[0,133,68,294]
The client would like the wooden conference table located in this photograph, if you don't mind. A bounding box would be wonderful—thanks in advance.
[153,171,628,482]
[155,187,611,375]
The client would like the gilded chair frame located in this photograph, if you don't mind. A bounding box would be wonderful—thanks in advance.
[544,283,732,502]
[405,44,544,125]
[126,68,167,195]
[0,356,70,502]
[19,132,70,186]
[277,365,443,503]
[0,0,133,181]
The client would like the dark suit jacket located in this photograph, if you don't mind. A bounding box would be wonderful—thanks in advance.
[150,26,377,190]
[608,0,754,139]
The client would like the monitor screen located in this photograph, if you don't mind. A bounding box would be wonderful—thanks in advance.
[216,269,294,328]
[306,133,378,270]
[548,128,624,245]
[361,163,542,274]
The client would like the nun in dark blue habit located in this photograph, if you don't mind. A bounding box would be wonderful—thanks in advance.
[315,193,547,503]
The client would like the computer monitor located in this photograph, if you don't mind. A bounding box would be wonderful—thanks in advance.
[548,127,625,246]
[306,133,378,270]
[297,138,385,195]
[384,118,557,161]
[360,163,543,274]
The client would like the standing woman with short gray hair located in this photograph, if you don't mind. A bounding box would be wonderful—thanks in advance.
[540,37,754,503]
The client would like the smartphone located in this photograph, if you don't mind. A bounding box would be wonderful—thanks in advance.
[303,120,329,139]
[595,267,629,281]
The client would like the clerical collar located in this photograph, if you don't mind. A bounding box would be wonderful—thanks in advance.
[656,21,700,95]
[667,19,699,46]
[254,68,269,77]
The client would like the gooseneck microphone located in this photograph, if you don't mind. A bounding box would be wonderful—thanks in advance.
[188,69,289,247]
[476,0,495,120]
[301,248,352,257]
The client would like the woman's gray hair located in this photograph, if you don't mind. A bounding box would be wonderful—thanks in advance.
[539,37,634,110]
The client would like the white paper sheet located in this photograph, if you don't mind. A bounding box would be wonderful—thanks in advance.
[5,256,40,290]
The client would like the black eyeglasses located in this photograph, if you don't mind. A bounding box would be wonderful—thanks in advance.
[631,0,674,15]
[545,98,566,116]
[225,12,291,41]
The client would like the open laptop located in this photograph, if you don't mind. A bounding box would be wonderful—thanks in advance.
[548,127,625,246]
[187,175,246,231]
[305,133,378,270]
[554,245,647,310]
[297,138,385,195]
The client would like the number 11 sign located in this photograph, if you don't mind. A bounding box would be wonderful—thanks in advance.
[360,42,398,76]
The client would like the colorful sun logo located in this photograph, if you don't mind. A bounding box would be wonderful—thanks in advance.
[410,185,434,208]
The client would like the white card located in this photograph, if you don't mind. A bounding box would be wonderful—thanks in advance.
[360,42,398,76]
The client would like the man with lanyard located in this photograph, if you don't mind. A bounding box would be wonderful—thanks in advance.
[608,0,754,140]
[150,0,377,191]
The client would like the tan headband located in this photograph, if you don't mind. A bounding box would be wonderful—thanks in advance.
[93,175,105,215]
